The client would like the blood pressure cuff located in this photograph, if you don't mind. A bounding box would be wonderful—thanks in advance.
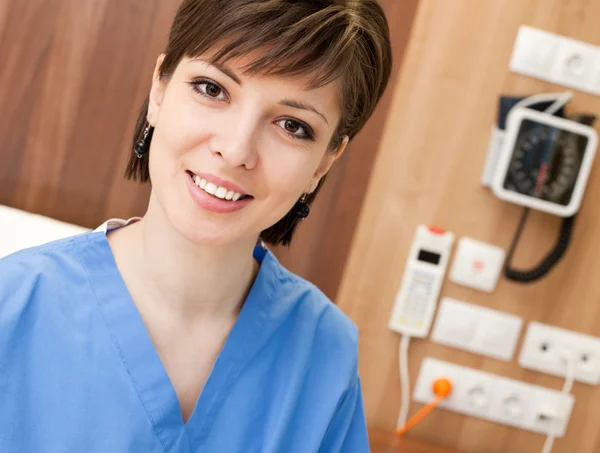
[496,95,566,130]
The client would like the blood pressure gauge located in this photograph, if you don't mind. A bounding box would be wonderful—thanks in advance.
[492,108,598,217]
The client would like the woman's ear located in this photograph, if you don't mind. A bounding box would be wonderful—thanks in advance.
[148,54,166,126]
[308,135,350,192]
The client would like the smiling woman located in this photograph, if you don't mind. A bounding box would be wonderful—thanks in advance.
[0,1,392,452]
[131,48,352,247]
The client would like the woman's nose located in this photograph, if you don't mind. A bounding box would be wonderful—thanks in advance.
[210,123,259,170]
[210,145,258,170]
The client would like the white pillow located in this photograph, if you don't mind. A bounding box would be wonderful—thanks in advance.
[0,205,90,259]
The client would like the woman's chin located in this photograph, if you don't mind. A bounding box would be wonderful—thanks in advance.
[173,216,254,248]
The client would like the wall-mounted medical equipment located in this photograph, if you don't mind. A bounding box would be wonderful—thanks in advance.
[388,225,455,337]
[492,105,597,217]
[482,92,597,283]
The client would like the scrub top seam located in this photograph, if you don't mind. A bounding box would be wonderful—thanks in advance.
[192,339,272,451]
[320,373,357,447]
[202,323,300,442]
[3,235,81,261]
[321,305,359,388]
[193,251,277,446]
[74,233,169,453]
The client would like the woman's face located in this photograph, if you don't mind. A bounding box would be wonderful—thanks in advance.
[146,50,348,246]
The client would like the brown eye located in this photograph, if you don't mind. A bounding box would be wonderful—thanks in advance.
[285,120,301,133]
[189,78,228,102]
[205,83,221,97]
[276,119,315,141]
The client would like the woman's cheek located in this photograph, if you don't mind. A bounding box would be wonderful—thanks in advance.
[265,154,311,192]
[163,114,211,159]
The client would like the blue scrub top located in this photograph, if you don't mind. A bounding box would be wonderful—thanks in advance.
[0,226,369,452]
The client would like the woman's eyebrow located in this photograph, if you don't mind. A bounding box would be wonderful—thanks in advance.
[190,58,242,86]
[279,99,329,126]
[211,61,242,86]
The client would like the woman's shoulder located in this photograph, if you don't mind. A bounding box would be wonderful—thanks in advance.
[1,230,95,264]
[0,231,99,293]
[266,252,359,359]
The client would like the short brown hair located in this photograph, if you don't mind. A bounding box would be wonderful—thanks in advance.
[126,0,392,246]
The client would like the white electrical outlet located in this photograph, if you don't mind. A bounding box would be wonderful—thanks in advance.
[589,57,600,94]
[414,358,575,437]
[519,321,600,385]
[509,25,600,95]
[551,37,598,92]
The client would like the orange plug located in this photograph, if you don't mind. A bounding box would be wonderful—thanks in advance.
[432,377,452,398]
[396,377,453,436]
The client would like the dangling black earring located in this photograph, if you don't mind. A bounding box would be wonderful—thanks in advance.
[134,124,153,158]
[294,193,310,219]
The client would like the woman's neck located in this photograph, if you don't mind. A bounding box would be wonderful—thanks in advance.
[107,199,260,322]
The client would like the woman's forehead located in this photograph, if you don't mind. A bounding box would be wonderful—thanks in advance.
[184,39,341,90]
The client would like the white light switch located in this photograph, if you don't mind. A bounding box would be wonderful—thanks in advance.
[474,311,522,360]
[431,298,523,361]
[430,298,477,346]
[449,237,505,293]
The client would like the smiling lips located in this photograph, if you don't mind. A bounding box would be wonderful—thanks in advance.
[187,171,251,202]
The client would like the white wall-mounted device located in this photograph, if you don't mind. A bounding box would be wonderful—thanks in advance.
[388,225,454,337]
[509,25,600,96]
[492,107,597,217]
[519,321,600,385]
[431,297,523,361]
[414,357,575,438]
[449,237,506,293]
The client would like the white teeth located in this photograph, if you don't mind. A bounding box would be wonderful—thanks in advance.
[205,182,217,195]
[192,174,245,201]
[215,187,228,199]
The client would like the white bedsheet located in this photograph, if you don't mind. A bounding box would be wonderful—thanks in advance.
[0,205,90,259]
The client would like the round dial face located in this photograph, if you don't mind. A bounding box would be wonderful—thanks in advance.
[504,120,584,206]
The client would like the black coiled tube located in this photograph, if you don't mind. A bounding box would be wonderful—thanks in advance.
[504,208,577,283]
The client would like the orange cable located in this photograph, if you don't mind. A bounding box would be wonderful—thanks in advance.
[396,377,453,436]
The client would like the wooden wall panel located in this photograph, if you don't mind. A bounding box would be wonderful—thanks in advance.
[337,1,600,452]
[0,0,180,224]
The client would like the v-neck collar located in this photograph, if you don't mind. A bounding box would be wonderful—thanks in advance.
[77,229,284,452]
